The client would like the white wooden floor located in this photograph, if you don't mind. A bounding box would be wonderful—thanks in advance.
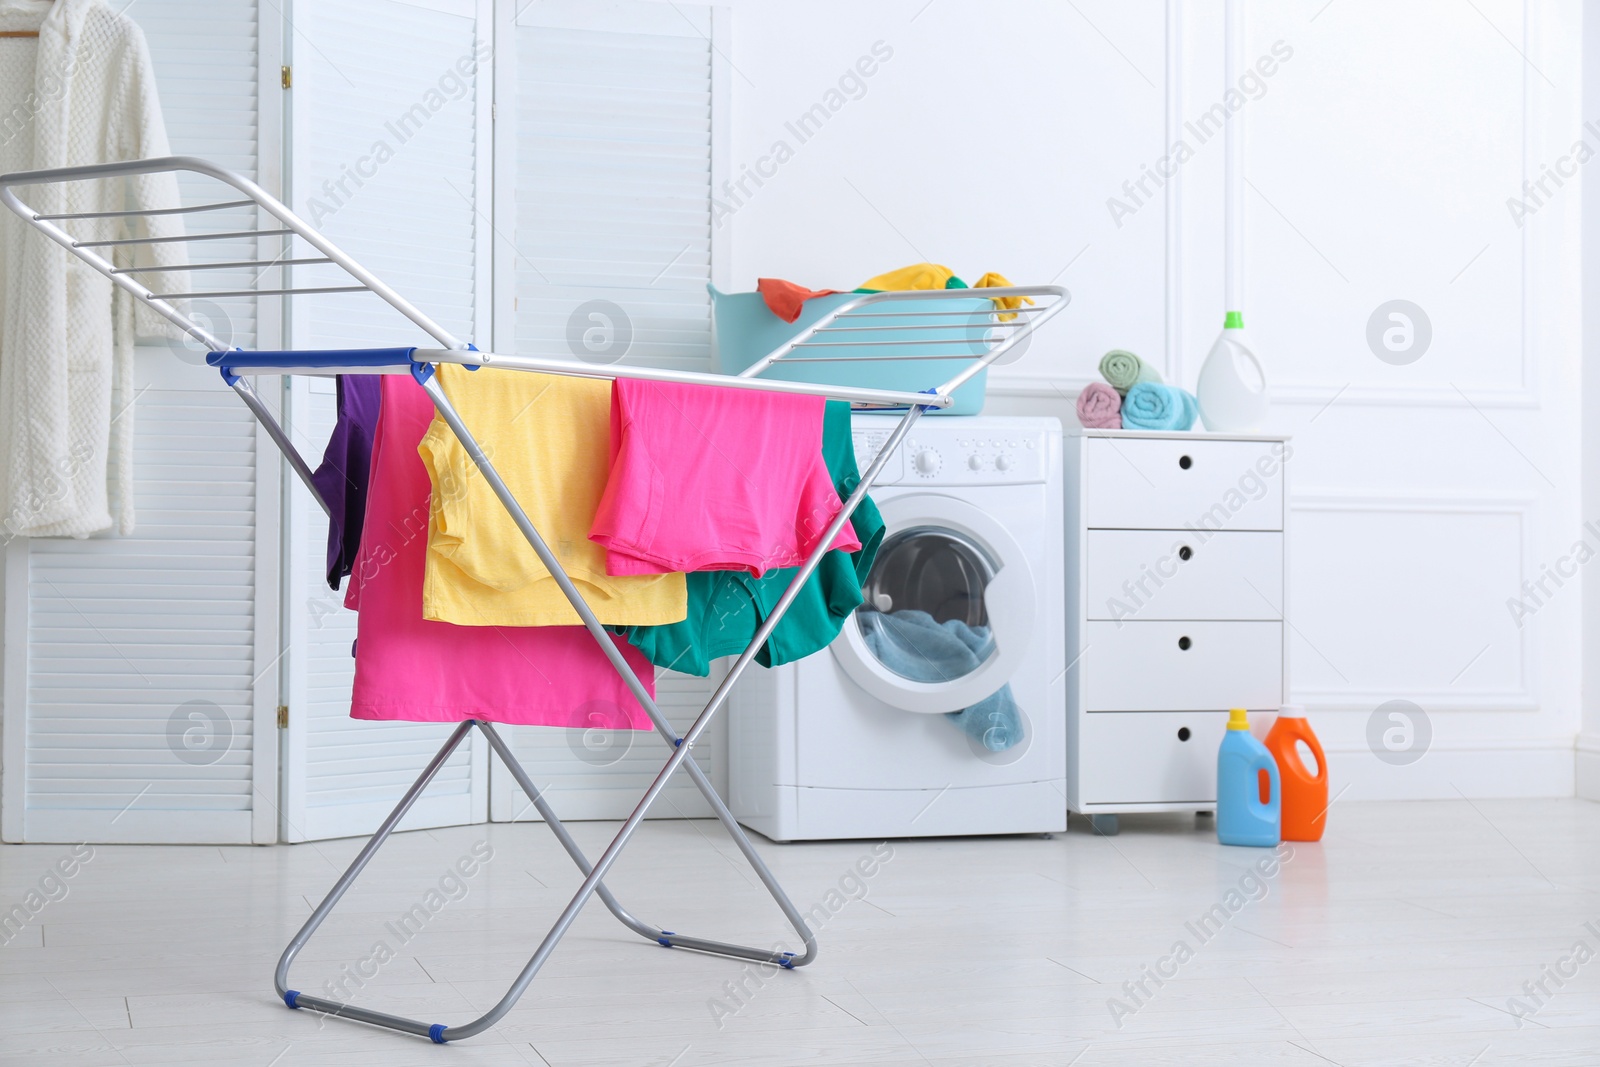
[2,799,1598,1066]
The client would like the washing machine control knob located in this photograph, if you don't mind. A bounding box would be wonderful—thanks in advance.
[995,453,1013,471]
[967,454,984,471]
[914,449,941,474]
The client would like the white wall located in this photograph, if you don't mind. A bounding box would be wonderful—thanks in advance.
[1581,0,1600,801]
[719,0,1585,800]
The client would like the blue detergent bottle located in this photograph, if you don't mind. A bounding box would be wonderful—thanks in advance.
[1216,708,1281,847]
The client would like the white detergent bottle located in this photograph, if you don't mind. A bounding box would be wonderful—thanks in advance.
[1197,312,1269,432]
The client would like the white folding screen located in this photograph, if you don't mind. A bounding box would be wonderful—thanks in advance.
[484,0,730,823]
[287,0,489,350]
[505,0,722,371]
[0,0,731,841]
[278,0,493,841]
[1,0,281,844]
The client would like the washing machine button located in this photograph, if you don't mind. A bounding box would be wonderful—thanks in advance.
[914,449,941,475]
[995,453,1014,471]
[967,454,984,471]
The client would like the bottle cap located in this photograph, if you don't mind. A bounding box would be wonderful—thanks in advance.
[1276,705,1305,718]
[1227,708,1250,730]
[1224,310,1244,329]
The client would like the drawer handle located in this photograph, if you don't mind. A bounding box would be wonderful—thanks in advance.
[1177,545,1192,561]
[1178,454,1193,470]
[1177,635,1192,651]
[1177,727,1191,741]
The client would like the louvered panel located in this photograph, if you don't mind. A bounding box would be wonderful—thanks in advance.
[303,590,473,806]
[304,643,474,813]
[22,384,261,835]
[293,0,481,350]
[12,0,266,845]
[517,288,710,365]
[139,0,261,350]
[514,22,713,372]
[488,2,723,820]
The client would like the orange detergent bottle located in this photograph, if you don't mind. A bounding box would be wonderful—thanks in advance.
[1264,706,1328,841]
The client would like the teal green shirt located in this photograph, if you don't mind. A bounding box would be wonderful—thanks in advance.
[620,401,884,676]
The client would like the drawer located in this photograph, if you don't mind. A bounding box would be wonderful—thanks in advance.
[1085,530,1282,621]
[1083,437,1285,531]
[1079,711,1227,805]
[1082,620,1282,711]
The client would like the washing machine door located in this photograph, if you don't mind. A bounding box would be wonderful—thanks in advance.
[832,494,1036,713]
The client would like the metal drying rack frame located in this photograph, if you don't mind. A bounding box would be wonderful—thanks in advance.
[0,156,1070,1044]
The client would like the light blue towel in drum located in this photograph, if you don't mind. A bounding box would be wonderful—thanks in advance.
[857,609,1023,752]
[1122,381,1199,431]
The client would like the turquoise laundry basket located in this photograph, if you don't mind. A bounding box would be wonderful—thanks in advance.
[709,285,992,414]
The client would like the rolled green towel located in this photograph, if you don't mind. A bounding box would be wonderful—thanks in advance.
[1099,349,1162,395]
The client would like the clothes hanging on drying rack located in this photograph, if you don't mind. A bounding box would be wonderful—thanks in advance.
[311,374,381,590]
[592,378,859,577]
[416,364,686,627]
[344,374,657,730]
[620,401,885,676]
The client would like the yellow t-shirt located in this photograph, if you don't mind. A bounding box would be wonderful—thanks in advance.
[417,366,687,627]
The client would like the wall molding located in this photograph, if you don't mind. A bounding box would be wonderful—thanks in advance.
[1319,735,1571,755]
[1164,0,1183,389]
[1234,3,1539,409]
[987,374,1093,399]
[994,2,1542,412]
[1271,384,1540,410]
[1288,490,1538,711]
[1297,693,1538,713]
[1324,742,1572,800]
[988,378,1545,411]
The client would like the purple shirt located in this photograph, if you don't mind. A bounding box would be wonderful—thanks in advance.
[310,375,382,590]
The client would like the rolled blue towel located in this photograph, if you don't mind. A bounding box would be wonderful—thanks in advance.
[1122,382,1198,431]
[857,609,1024,752]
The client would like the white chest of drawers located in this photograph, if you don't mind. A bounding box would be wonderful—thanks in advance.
[1064,429,1291,834]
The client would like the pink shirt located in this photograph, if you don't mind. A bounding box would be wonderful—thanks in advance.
[590,379,860,576]
[344,375,656,729]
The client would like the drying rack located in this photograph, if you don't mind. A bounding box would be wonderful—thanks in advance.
[0,156,1069,1044]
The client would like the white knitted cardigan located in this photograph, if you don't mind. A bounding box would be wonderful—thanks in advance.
[0,0,186,538]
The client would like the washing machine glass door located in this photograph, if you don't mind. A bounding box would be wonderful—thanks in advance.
[833,494,1036,713]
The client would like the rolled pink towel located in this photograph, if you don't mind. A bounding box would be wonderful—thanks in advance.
[1076,381,1122,429]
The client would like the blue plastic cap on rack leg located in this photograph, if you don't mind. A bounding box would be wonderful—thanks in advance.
[429,1024,448,1043]
[283,990,300,1009]
[916,388,943,413]
[657,930,676,947]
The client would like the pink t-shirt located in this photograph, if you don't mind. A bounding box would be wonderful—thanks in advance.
[344,374,656,729]
[590,379,860,576]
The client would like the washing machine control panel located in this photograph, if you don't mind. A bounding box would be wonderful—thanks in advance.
[850,417,1053,486]
[850,428,906,482]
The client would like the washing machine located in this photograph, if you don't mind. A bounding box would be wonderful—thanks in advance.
[726,415,1066,841]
